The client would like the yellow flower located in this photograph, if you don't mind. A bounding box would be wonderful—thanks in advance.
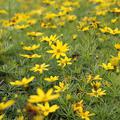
[111,18,118,23]
[57,56,72,67]
[47,40,69,59]
[100,27,120,35]
[100,26,111,33]
[91,82,102,90]
[22,44,40,51]
[100,63,114,70]
[0,100,15,111]
[44,76,59,82]
[88,88,106,97]
[33,115,44,120]
[28,88,60,103]
[0,9,8,14]
[27,31,43,37]
[66,94,72,100]
[41,34,58,45]
[78,110,95,120]
[10,76,35,87]
[87,74,102,83]
[54,82,68,93]
[16,116,24,120]
[93,75,102,80]
[44,13,57,20]
[14,24,29,30]
[37,102,59,116]
[67,15,77,22]
[96,10,107,16]
[109,57,119,66]
[72,100,84,112]
[27,19,37,25]
[72,34,78,40]
[0,114,4,120]
[20,54,41,59]
[30,63,49,74]
[115,43,120,50]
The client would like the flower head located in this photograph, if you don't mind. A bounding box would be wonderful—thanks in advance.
[22,44,40,51]
[37,102,59,116]
[28,88,60,103]
[0,100,15,111]
[30,63,49,74]
[44,76,59,82]
[57,56,72,67]
[10,76,35,87]
[47,40,69,59]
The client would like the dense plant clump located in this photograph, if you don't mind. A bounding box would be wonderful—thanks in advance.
[0,0,120,120]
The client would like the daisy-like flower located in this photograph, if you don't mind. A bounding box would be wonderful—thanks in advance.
[20,54,41,59]
[54,82,68,93]
[30,63,49,74]
[114,43,120,50]
[0,100,15,111]
[0,9,8,14]
[41,34,58,45]
[78,110,95,120]
[87,75,102,83]
[0,114,4,120]
[44,76,59,82]
[37,102,59,116]
[57,56,72,67]
[22,44,40,51]
[10,76,35,87]
[14,24,29,30]
[27,31,43,37]
[47,40,69,59]
[100,63,114,70]
[87,88,106,97]
[28,88,60,103]
[72,100,84,112]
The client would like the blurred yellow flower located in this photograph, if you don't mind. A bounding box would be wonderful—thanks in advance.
[22,44,40,51]
[20,54,41,59]
[57,56,72,67]
[100,63,114,70]
[10,76,35,87]
[88,88,106,97]
[44,76,59,82]
[28,88,60,103]
[78,110,95,120]
[30,63,49,74]
[0,100,15,111]
[72,100,84,112]
[115,43,120,50]
[54,82,68,93]
[0,114,4,120]
[14,24,29,30]
[37,102,59,116]
[27,31,43,37]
